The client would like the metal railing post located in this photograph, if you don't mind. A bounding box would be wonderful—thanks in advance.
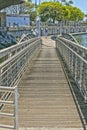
[14,86,18,130]
[0,86,18,129]
[56,37,87,102]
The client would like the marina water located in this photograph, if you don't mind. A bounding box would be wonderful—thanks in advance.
[74,33,87,48]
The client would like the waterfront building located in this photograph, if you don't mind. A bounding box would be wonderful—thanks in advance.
[6,14,30,27]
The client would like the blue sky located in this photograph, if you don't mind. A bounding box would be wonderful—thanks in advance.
[71,0,87,14]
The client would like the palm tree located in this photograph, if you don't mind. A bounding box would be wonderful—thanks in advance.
[66,0,73,6]
[61,0,66,3]
[57,0,73,5]
[57,0,66,4]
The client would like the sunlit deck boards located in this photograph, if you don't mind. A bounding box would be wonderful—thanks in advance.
[18,37,83,129]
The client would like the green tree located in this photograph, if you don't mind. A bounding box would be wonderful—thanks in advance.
[25,1,35,13]
[85,14,87,17]
[38,1,70,22]
[30,11,37,22]
[66,6,84,21]
[38,1,84,22]
[25,0,37,23]
[60,6,70,21]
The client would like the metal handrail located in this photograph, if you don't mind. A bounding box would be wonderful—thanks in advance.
[56,38,87,101]
[0,37,39,63]
[0,38,42,87]
[58,37,87,60]
[61,33,79,44]
[0,86,18,130]
[6,25,87,38]
[0,36,42,129]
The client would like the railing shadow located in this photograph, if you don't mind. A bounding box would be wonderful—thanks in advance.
[67,71,87,130]
[57,50,87,130]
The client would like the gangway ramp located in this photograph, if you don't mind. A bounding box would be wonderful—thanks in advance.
[18,37,83,129]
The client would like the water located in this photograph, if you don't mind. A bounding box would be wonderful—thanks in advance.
[73,33,87,48]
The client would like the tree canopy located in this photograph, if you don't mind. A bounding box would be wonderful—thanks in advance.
[66,6,84,21]
[24,0,37,22]
[37,1,70,22]
[19,0,84,23]
[37,1,84,22]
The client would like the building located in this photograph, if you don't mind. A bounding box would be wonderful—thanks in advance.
[6,14,30,27]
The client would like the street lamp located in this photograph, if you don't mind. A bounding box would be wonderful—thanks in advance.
[36,15,40,36]
[35,0,41,37]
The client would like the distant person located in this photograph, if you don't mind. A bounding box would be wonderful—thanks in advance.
[45,28,48,38]
[35,29,38,37]
[41,28,43,36]
[9,22,11,27]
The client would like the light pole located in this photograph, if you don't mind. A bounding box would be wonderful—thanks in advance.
[36,16,40,36]
[35,0,41,37]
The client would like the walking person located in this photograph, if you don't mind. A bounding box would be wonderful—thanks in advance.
[45,28,48,38]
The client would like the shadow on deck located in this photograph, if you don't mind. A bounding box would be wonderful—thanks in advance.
[57,49,87,130]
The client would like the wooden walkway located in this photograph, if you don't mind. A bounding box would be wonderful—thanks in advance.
[0,37,84,130]
[18,37,83,130]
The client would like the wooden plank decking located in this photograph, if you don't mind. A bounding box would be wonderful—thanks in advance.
[17,37,83,130]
